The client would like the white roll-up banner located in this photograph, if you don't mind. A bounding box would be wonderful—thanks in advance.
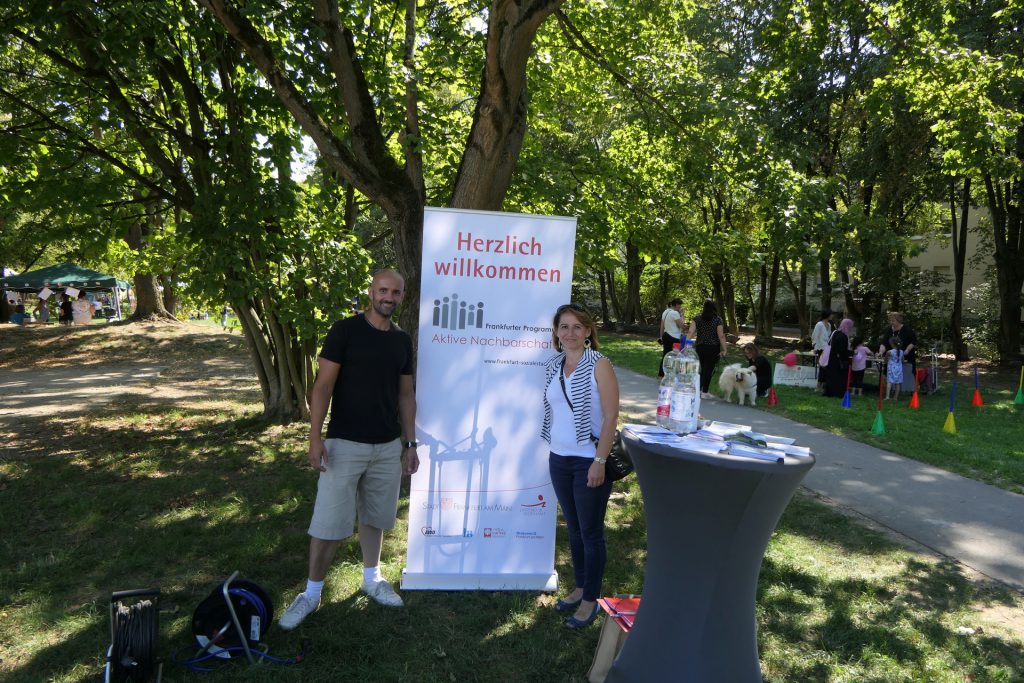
[402,207,577,590]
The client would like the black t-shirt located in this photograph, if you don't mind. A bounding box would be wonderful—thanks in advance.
[878,325,917,364]
[750,355,772,394]
[319,314,414,443]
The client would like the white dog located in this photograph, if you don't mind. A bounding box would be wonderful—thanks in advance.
[718,364,759,406]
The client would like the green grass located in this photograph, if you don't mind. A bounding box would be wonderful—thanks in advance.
[601,333,1024,493]
[1,326,1022,681]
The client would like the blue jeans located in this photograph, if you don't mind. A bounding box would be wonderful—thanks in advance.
[549,453,612,601]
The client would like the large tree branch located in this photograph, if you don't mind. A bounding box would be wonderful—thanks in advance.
[311,0,395,172]
[198,0,411,214]
[402,0,424,200]
[451,0,562,209]
[56,11,198,208]
[0,84,177,205]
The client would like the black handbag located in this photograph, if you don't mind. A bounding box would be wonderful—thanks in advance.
[559,361,634,482]
[601,431,633,482]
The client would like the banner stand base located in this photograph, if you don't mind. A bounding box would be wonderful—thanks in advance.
[401,570,558,591]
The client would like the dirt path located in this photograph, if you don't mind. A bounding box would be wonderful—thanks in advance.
[0,323,257,459]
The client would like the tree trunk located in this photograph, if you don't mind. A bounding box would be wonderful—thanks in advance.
[983,171,1024,363]
[784,263,810,343]
[450,0,562,209]
[756,254,780,339]
[126,220,175,321]
[839,269,860,329]
[818,252,832,314]
[598,271,611,329]
[621,238,644,325]
[949,177,971,361]
[756,262,769,337]
[160,274,177,316]
[605,268,623,322]
[0,261,9,322]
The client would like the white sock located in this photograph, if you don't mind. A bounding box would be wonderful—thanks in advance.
[363,566,381,585]
[304,579,324,602]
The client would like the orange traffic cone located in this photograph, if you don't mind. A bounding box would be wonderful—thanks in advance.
[909,391,920,409]
[767,387,778,406]
[971,388,984,407]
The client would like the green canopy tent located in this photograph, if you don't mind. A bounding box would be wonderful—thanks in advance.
[1,263,132,321]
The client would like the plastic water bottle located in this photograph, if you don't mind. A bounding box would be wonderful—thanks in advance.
[657,374,673,427]
[657,343,682,427]
[661,342,683,378]
[670,341,700,433]
[681,339,702,422]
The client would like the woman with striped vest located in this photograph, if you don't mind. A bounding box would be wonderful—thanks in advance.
[541,303,620,630]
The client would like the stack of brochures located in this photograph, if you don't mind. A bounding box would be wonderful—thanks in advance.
[622,422,812,464]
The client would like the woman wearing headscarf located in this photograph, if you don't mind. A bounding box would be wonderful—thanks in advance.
[541,303,620,630]
[824,318,855,397]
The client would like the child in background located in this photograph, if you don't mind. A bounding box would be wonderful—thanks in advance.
[885,336,903,400]
[850,336,869,396]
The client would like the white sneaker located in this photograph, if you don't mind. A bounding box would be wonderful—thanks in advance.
[362,579,404,607]
[279,593,319,630]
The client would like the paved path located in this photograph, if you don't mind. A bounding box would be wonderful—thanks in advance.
[616,366,1024,591]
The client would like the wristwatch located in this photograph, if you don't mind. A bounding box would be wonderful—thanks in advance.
[594,456,607,465]
[404,440,418,449]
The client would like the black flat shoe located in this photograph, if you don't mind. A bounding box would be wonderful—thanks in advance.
[565,602,601,629]
[555,597,582,613]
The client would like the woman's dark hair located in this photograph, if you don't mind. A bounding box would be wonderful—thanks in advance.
[700,299,718,322]
[551,303,600,351]
[819,309,832,320]
[851,336,864,348]
[669,298,683,306]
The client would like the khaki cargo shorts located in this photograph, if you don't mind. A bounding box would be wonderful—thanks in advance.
[308,438,403,540]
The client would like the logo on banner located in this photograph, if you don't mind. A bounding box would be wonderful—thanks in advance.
[431,293,485,330]
[483,527,507,539]
[515,531,545,540]
[520,494,548,516]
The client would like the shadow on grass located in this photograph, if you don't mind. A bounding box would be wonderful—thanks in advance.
[3,392,1022,681]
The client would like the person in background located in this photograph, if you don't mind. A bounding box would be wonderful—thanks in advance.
[9,304,30,325]
[71,294,93,325]
[658,298,684,377]
[885,337,904,401]
[811,309,834,392]
[850,337,870,396]
[59,294,73,326]
[743,343,772,398]
[542,303,619,630]
[220,304,230,331]
[877,312,918,376]
[33,298,50,323]
[823,318,854,397]
[687,299,728,399]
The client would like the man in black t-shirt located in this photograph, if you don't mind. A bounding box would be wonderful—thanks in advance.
[279,269,420,630]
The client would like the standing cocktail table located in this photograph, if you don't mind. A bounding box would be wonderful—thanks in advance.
[605,430,815,682]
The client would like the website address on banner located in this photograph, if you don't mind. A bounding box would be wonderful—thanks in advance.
[484,358,546,367]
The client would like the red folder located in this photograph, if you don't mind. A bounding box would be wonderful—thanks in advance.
[598,595,641,633]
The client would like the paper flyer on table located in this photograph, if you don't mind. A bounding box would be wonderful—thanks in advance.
[741,430,795,445]
[670,436,727,456]
[701,421,751,438]
[726,442,786,463]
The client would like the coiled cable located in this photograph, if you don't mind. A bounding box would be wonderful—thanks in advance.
[111,599,158,681]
